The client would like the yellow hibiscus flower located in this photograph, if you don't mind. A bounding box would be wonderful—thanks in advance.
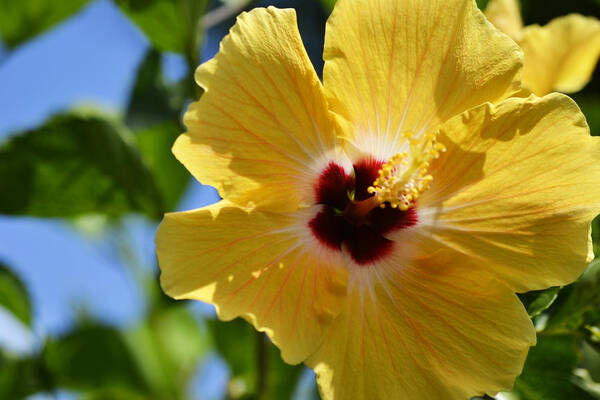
[485,0,600,96]
[156,0,600,398]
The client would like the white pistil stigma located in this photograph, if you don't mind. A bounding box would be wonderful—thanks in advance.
[368,131,446,210]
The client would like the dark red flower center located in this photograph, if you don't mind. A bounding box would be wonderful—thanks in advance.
[309,158,418,266]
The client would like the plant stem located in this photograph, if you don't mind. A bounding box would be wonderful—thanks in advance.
[256,331,269,398]
[179,0,209,99]
[202,1,258,30]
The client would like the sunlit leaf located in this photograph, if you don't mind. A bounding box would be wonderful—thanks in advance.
[124,305,209,399]
[0,262,31,327]
[42,324,149,394]
[510,334,597,400]
[151,306,209,373]
[0,113,164,219]
[115,0,208,54]
[209,318,304,399]
[0,0,89,48]
[519,287,561,317]
[115,0,187,53]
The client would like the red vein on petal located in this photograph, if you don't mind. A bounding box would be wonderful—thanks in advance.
[399,267,500,330]
[261,250,306,320]
[227,243,302,301]
[206,236,297,281]
[289,253,312,339]
[386,273,504,370]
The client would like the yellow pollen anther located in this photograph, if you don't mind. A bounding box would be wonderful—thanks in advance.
[368,131,446,210]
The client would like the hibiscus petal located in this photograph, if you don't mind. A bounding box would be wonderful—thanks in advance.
[520,14,600,96]
[176,7,340,213]
[323,0,523,160]
[307,254,535,400]
[485,0,524,41]
[418,93,600,291]
[155,201,347,364]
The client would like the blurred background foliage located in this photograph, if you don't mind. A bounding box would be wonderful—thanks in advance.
[0,0,599,399]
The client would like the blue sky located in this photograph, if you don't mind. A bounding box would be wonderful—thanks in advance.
[0,0,325,398]
[0,0,148,345]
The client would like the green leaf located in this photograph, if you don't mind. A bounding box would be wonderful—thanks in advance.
[209,318,304,399]
[518,287,561,317]
[579,340,600,392]
[0,113,164,219]
[0,353,47,399]
[317,0,336,13]
[115,0,187,53]
[476,0,490,10]
[125,50,183,131]
[124,305,209,400]
[126,49,190,211]
[150,306,209,373]
[209,318,254,378]
[592,215,600,257]
[573,368,600,399]
[0,0,89,48]
[115,0,208,54]
[510,334,598,400]
[543,260,600,334]
[218,0,249,5]
[0,263,31,327]
[268,349,304,400]
[80,388,148,400]
[42,324,149,394]
[572,94,600,137]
